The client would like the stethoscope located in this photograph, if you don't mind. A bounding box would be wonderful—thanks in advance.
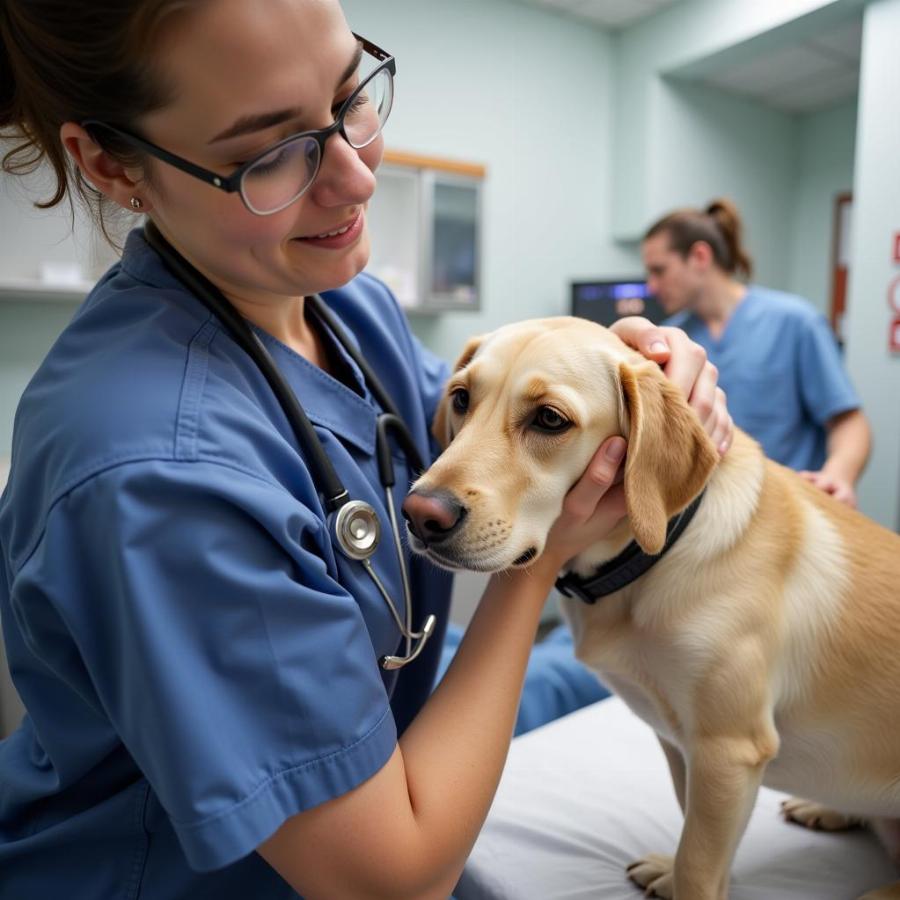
[143,222,436,670]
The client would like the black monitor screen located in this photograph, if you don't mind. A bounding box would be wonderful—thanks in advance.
[571,279,665,327]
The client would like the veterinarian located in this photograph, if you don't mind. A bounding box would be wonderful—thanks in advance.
[0,2,732,897]
[642,197,870,508]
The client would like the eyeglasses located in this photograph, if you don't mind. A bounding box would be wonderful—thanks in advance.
[83,34,394,216]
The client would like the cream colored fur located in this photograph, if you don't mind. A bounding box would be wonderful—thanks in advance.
[410,317,900,900]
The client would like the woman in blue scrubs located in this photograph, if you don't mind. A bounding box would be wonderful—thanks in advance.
[642,197,871,507]
[0,2,732,897]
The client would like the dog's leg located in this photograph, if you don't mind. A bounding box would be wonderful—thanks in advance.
[658,736,687,815]
[676,728,777,900]
[781,796,863,831]
[627,729,774,900]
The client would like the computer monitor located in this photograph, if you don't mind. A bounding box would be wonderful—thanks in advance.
[570,279,665,327]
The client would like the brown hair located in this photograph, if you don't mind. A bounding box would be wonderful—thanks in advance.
[643,197,753,280]
[0,1,193,241]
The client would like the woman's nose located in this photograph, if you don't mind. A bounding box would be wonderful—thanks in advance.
[309,132,379,207]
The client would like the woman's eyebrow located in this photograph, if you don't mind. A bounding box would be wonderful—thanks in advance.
[207,41,364,144]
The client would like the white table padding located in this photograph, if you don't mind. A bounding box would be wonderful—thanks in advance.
[458,697,896,899]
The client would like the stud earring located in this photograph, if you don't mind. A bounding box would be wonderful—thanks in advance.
[129,196,144,211]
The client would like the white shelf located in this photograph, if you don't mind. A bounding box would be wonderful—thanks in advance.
[0,277,92,304]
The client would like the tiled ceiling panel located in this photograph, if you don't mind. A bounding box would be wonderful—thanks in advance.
[517,0,682,30]
[705,45,849,99]
[765,66,860,113]
[807,17,863,62]
[700,16,862,114]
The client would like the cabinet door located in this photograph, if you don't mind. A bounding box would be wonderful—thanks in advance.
[427,174,481,310]
[366,165,422,308]
[367,157,483,312]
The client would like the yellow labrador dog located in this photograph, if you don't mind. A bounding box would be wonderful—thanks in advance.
[402,317,900,900]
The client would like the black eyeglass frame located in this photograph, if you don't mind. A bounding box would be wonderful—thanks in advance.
[82,34,395,216]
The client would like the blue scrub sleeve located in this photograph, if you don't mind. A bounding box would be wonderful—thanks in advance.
[10,459,397,872]
[796,313,860,426]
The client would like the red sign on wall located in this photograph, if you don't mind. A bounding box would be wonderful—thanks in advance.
[889,275,900,353]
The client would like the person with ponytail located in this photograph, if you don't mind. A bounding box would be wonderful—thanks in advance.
[642,197,870,507]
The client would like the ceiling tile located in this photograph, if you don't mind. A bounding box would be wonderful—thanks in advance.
[703,44,848,98]
[765,67,860,113]
[521,0,681,29]
[573,0,652,28]
[807,17,863,62]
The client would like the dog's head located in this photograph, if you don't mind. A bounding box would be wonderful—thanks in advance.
[403,317,718,572]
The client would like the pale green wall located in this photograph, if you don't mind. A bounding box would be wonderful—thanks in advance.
[609,0,868,301]
[611,0,863,240]
[843,0,900,529]
[647,78,796,289]
[340,0,638,358]
[788,100,858,313]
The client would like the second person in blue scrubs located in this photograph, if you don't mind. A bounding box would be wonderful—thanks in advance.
[642,197,871,507]
[0,2,733,897]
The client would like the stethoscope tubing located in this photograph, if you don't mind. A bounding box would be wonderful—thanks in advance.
[141,222,432,670]
[143,222,349,510]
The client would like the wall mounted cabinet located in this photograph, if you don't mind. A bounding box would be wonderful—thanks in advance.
[367,150,485,313]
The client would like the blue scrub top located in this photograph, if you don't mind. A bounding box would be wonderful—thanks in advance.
[0,230,453,898]
[666,286,860,471]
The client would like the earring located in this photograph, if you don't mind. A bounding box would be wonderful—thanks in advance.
[129,196,144,211]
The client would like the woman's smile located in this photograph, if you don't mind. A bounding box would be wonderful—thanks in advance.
[293,208,364,248]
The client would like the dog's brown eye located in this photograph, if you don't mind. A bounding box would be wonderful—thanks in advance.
[451,388,470,414]
[533,406,571,433]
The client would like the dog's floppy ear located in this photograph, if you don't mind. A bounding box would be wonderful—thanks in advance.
[618,361,719,554]
[431,334,485,451]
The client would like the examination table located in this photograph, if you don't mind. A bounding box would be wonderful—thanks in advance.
[458,696,896,899]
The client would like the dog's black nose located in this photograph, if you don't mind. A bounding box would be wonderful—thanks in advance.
[402,489,467,545]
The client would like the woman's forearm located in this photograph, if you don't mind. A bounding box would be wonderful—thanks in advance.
[397,563,558,888]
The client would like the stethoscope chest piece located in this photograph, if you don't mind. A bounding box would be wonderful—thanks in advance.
[332,499,381,561]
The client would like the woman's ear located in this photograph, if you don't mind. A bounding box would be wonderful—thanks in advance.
[618,361,719,553]
[431,334,484,451]
[59,122,150,212]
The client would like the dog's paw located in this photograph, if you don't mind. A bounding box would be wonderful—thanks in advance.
[781,797,863,831]
[626,853,674,898]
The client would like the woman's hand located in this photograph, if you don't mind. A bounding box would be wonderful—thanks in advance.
[611,316,733,456]
[534,436,628,575]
